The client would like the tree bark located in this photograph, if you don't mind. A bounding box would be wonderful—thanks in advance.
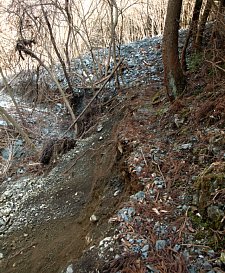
[181,0,203,70]
[195,0,212,49]
[162,0,186,102]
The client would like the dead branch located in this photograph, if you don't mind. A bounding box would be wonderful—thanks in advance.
[61,57,124,137]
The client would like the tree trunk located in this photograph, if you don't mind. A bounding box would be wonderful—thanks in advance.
[181,0,203,70]
[162,0,186,102]
[195,0,212,49]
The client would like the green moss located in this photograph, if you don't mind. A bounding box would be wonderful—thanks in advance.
[193,162,225,230]
[188,211,225,250]
[188,211,209,229]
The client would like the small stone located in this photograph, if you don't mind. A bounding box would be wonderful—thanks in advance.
[141,244,149,253]
[172,226,177,232]
[99,237,112,247]
[203,261,212,270]
[130,191,145,202]
[0,252,3,259]
[113,190,120,196]
[117,207,135,222]
[183,250,190,262]
[207,249,215,258]
[136,166,142,174]
[155,240,166,251]
[97,124,103,132]
[173,244,181,252]
[65,264,73,273]
[0,219,6,227]
[180,143,192,150]
[188,265,198,273]
[90,214,98,222]
[3,191,12,198]
[99,136,103,140]
[207,206,224,221]
[142,251,148,259]
[1,207,11,216]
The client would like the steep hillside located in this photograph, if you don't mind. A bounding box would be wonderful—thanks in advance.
[0,26,224,273]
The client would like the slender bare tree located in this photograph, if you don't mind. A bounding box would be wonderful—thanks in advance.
[162,0,186,101]
[181,0,203,70]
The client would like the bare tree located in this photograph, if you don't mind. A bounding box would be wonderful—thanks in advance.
[181,0,203,71]
[162,0,186,101]
[195,0,213,49]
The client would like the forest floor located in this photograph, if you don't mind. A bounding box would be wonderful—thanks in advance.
[0,29,225,273]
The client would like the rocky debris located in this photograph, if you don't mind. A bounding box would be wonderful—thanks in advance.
[0,133,99,235]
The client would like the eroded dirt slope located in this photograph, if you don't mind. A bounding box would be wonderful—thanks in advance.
[0,98,134,273]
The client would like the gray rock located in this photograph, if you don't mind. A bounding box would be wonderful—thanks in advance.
[90,214,98,222]
[207,206,224,221]
[1,148,10,160]
[173,244,181,252]
[180,143,192,150]
[183,250,190,262]
[130,191,145,202]
[0,120,8,126]
[96,124,103,132]
[0,218,5,227]
[1,207,11,216]
[203,261,212,270]
[207,249,215,258]
[188,265,198,273]
[117,207,135,222]
[141,244,149,253]
[64,264,73,273]
[155,240,166,251]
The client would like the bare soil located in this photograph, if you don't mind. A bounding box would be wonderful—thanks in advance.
[0,96,136,273]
